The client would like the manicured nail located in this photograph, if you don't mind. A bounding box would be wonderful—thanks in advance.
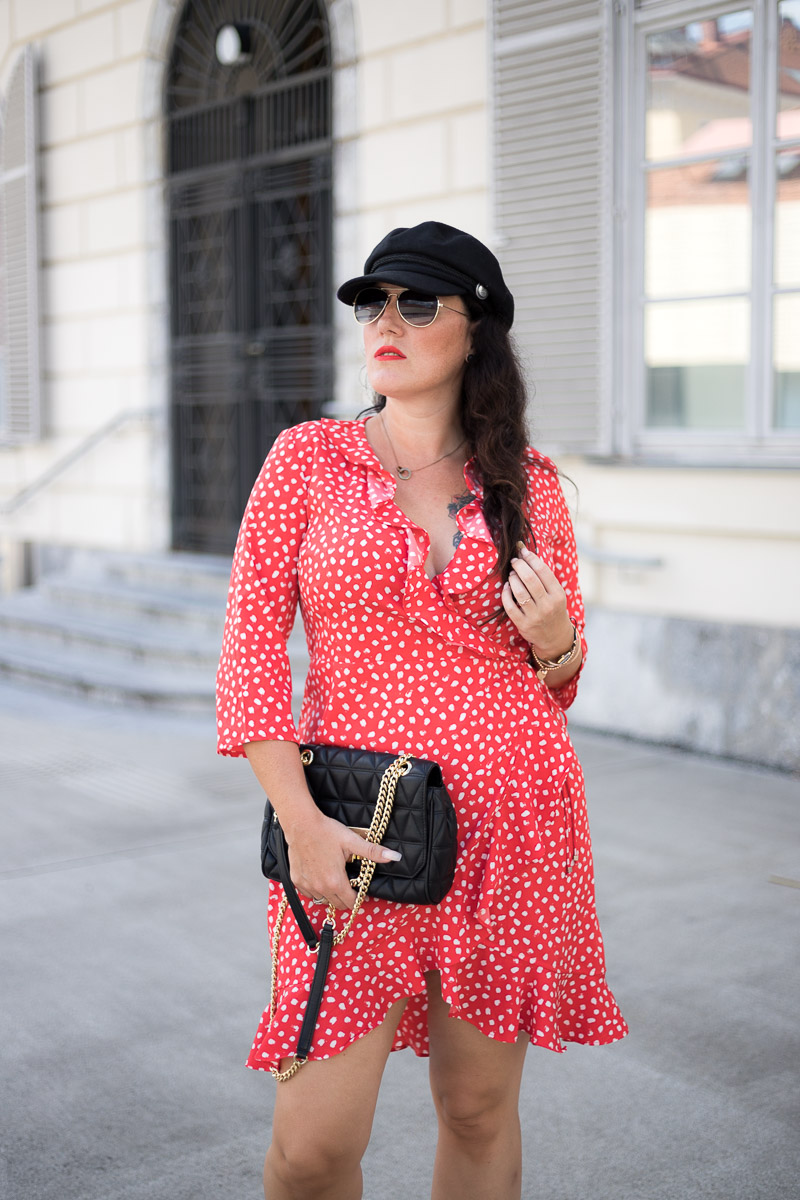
[383,849,402,862]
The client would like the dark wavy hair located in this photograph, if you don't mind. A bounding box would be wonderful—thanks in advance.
[362,305,549,618]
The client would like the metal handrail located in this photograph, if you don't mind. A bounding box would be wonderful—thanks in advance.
[0,407,158,515]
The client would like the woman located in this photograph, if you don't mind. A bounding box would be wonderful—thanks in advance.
[216,221,627,1200]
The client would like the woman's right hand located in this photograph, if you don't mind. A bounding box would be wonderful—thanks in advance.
[283,807,402,911]
[243,739,401,911]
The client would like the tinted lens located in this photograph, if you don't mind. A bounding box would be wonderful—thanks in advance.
[397,292,439,326]
[353,288,388,324]
[352,288,441,326]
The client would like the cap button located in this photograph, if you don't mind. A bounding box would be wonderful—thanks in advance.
[475,284,489,300]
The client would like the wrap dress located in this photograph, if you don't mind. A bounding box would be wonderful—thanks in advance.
[216,417,628,1071]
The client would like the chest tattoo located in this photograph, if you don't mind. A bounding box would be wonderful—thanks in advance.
[448,491,475,549]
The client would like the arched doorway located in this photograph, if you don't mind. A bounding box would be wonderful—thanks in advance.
[165,0,333,553]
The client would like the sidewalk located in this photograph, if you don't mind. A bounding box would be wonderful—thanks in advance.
[1,679,797,1200]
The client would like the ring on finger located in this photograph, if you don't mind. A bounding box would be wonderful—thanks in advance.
[312,895,326,905]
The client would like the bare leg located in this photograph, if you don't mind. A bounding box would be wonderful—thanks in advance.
[426,972,528,1200]
[263,996,408,1200]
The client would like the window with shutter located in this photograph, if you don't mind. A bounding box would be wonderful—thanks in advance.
[0,45,42,444]
[492,1,609,454]
[629,0,800,462]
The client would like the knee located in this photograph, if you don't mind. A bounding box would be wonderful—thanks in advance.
[435,1085,515,1146]
[267,1133,361,1192]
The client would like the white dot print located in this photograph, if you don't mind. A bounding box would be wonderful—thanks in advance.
[216,418,628,1072]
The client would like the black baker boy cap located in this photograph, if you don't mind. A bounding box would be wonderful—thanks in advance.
[337,221,514,330]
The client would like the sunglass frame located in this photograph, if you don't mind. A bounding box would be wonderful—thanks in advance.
[352,287,470,328]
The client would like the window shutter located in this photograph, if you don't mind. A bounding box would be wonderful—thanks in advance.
[1,45,42,443]
[493,2,609,454]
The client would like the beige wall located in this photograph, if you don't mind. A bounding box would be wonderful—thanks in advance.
[564,458,800,629]
[0,0,168,555]
[352,0,488,245]
[0,0,493,552]
[333,0,489,415]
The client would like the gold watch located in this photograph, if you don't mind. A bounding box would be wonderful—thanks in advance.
[530,625,580,683]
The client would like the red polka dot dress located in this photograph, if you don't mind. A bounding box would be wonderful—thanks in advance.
[216,418,628,1071]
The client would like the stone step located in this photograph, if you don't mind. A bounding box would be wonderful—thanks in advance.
[40,576,230,633]
[0,630,308,714]
[101,551,232,597]
[0,591,221,666]
[0,591,311,673]
[0,632,216,712]
[0,551,310,714]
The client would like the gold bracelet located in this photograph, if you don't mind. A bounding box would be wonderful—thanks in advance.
[530,625,580,683]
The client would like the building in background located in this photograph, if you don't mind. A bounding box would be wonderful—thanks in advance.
[0,0,797,769]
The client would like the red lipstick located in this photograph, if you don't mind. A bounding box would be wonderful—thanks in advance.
[374,345,406,359]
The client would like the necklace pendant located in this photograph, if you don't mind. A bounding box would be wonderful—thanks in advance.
[396,466,412,480]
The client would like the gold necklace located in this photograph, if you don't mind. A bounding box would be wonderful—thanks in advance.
[379,411,466,481]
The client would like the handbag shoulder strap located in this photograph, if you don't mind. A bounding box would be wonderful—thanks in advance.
[269,832,335,1083]
[274,825,319,949]
[268,751,411,1082]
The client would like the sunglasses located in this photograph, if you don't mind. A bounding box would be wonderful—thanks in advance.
[353,287,471,328]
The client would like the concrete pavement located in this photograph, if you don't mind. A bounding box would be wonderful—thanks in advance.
[1,680,798,1199]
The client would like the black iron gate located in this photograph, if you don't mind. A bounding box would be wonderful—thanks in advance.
[166,3,332,553]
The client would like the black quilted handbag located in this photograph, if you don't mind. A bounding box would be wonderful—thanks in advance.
[261,744,457,904]
[260,744,458,1081]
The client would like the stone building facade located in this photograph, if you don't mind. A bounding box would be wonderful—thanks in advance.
[0,0,797,768]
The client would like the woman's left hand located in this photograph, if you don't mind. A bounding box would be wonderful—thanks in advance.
[502,543,575,660]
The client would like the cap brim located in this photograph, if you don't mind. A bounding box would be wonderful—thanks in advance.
[337,268,465,306]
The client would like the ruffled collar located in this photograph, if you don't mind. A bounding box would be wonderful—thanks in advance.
[323,416,491,577]
[319,418,526,664]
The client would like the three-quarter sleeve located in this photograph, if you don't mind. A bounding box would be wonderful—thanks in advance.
[545,472,587,712]
[216,424,313,756]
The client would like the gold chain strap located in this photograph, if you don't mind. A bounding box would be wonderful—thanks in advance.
[268,752,412,1082]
